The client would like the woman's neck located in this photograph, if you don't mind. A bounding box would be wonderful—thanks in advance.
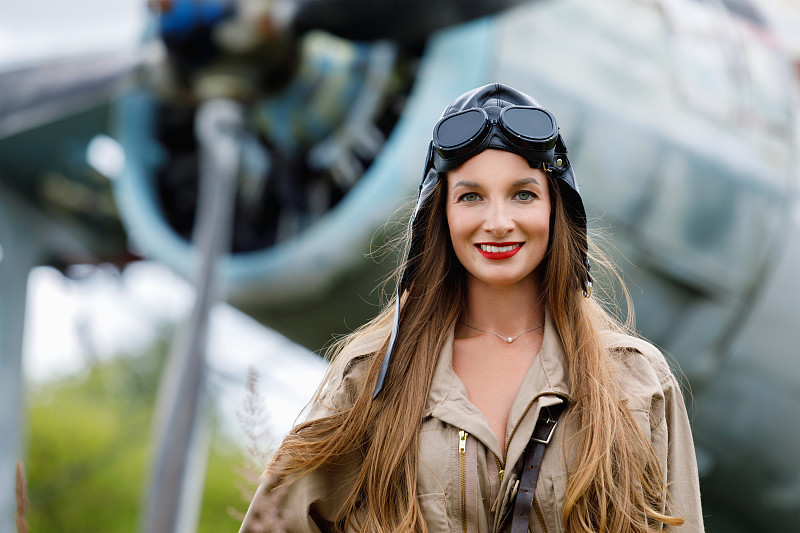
[461,274,545,335]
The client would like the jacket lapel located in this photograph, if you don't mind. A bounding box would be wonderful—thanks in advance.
[424,311,571,466]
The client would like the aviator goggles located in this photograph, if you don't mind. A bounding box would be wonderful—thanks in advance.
[431,106,560,172]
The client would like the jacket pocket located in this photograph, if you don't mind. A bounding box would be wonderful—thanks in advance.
[491,473,518,533]
[418,492,449,532]
[533,473,566,533]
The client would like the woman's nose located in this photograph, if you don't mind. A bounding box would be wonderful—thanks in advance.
[483,202,514,237]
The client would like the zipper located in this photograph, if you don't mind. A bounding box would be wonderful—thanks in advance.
[533,495,549,533]
[503,392,568,460]
[494,455,504,484]
[459,430,468,533]
[489,453,504,533]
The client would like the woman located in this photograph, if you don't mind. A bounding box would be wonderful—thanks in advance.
[240,83,704,533]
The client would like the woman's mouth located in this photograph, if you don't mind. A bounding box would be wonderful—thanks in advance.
[475,242,523,260]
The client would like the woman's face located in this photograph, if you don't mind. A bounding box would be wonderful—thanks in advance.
[445,149,551,290]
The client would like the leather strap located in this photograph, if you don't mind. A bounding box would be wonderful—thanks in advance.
[510,402,566,533]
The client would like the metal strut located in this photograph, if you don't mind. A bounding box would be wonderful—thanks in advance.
[141,98,243,533]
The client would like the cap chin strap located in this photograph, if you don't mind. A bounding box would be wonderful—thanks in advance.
[583,259,593,298]
[373,297,400,398]
[583,279,593,298]
[373,167,440,398]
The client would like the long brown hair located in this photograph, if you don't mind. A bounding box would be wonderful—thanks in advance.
[545,179,684,532]
[266,171,683,532]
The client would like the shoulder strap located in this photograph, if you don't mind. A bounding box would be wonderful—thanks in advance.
[510,402,566,533]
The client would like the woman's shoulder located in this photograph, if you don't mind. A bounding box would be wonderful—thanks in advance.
[314,325,389,411]
[600,330,679,402]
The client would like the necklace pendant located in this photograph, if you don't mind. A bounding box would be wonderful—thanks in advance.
[507,337,513,343]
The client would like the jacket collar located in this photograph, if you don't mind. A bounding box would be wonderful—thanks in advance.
[424,309,571,464]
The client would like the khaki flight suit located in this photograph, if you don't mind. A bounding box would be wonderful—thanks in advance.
[240,312,704,532]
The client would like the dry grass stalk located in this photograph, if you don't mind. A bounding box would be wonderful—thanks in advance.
[228,367,291,531]
[237,368,273,488]
[16,460,28,533]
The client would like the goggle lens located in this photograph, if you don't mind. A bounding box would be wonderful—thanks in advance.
[434,109,487,149]
[501,107,556,142]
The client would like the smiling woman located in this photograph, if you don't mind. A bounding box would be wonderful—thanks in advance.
[240,83,704,533]
[446,150,551,292]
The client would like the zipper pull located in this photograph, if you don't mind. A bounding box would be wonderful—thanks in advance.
[494,455,505,484]
[459,430,467,455]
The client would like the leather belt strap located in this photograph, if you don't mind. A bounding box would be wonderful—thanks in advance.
[510,402,566,533]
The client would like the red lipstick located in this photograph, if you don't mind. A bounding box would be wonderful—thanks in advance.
[475,242,523,260]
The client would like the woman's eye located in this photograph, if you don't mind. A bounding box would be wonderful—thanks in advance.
[459,192,480,202]
[515,191,536,201]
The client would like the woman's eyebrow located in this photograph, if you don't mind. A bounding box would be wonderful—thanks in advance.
[512,177,542,187]
[451,179,481,189]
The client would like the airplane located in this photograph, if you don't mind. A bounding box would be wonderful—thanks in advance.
[0,0,797,531]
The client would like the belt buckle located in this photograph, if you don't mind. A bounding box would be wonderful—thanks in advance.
[532,418,558,445]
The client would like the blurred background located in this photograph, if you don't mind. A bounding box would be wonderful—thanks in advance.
[1,0,799,531]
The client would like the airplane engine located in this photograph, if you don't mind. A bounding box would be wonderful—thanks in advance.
[111,6,507,350]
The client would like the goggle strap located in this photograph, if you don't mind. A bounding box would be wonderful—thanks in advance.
[422,142,435,183]
[555,135,568,154]
[419,168,439,202]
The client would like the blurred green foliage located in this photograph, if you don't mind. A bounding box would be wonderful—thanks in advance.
[24,331,255,532]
